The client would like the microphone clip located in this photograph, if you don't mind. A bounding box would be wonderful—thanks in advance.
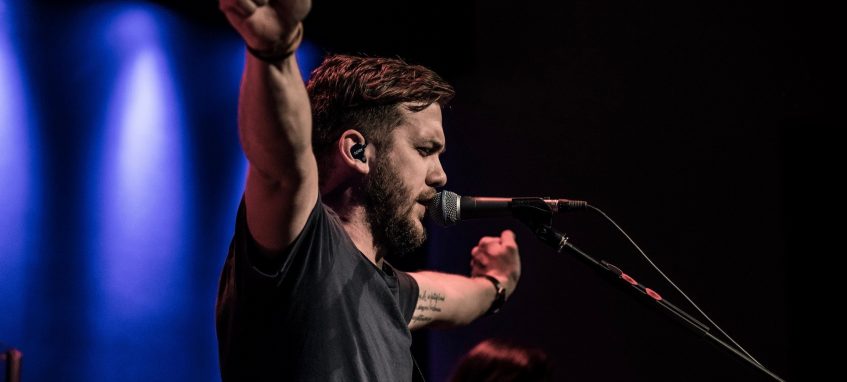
[510,198,572,252]
[510,197,555,227]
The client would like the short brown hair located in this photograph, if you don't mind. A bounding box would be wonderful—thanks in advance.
[307,54,454,183]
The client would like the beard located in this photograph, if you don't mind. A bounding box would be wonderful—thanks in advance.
[359,155,434,258]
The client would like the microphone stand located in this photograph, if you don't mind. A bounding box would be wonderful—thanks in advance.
[510,198,785,382]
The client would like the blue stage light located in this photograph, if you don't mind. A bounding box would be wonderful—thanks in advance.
[93,5,189,320]
[0,0,39,347]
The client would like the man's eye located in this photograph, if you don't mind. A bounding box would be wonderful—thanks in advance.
[417,147,432,156]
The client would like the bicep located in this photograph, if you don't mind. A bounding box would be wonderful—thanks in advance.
[244,154,318,254]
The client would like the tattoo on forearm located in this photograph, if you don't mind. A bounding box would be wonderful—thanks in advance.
[412,290,446,323]
[412,315,433,323]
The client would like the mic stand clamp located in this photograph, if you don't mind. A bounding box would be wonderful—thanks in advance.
[509,198,568,252]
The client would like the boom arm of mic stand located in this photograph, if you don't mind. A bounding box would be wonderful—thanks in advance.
[510,201,786,382]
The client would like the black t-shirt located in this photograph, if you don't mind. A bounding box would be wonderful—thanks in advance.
[216,196,420,381]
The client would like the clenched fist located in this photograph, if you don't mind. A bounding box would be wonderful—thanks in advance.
[219,0,311,52]
[470,230,521,298]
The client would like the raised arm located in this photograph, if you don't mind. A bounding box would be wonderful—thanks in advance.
[219,0,317,253]
[408,230,522,330]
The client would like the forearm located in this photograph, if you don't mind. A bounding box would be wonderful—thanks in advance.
[220,0,313,182]
[409,230,522,330]
[238,37,313,182]
[409,271,497,328]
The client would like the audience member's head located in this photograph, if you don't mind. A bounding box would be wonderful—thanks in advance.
[449,338,552,382]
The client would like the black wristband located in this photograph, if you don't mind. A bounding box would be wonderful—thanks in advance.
[246,23,304,64]
[246,45,296,63]
[479,275,506,315]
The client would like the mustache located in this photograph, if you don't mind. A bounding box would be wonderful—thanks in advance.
[417,189,437,204]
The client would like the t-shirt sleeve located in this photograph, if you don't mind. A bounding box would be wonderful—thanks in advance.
[227,194,335,290]
[394,269,420,324]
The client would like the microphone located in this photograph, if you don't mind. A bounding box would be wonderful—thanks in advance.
[428,190,588,226]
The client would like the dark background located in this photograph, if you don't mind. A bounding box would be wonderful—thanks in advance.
[2,0,815,380]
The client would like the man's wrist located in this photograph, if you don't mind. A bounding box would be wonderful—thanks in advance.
[477,275,506,315]
[247,23,304,63]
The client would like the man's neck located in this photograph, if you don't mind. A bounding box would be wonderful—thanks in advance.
[323,189,383,267]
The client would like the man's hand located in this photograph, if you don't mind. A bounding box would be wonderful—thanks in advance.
[219,0,311,52]
[470,230,521,298]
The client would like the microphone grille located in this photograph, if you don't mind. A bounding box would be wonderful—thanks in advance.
[429,190,460,226]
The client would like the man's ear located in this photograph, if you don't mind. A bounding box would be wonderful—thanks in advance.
[338,129,370,175]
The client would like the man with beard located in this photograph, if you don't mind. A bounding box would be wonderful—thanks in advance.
[216,0,522,381]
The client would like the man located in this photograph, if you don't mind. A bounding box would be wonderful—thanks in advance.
[216,0,522,380]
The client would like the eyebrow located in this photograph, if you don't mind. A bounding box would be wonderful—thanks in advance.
[427,139,446,154]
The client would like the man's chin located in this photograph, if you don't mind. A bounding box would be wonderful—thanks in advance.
[389,218,426,257]
[411,212,428,240]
